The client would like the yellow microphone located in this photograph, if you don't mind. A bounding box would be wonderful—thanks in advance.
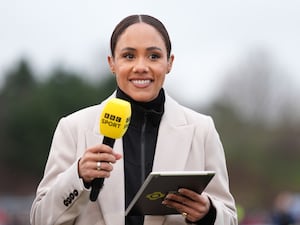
[100,98,131,144]
[90,98,131,201]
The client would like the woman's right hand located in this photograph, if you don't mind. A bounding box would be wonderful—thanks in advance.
[78,144,122,183]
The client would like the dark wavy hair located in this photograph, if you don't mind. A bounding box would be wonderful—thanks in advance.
[110,14,172,58]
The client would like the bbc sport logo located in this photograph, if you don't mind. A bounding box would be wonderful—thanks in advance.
[104,113,122,122]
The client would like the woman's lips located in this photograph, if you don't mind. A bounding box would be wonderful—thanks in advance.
[131,79,152,88]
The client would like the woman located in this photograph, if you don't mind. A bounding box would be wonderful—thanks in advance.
[30,14,237,225]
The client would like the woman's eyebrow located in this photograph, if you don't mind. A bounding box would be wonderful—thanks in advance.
[120,46,162,52]
[146,46,162,52]
[120,47,136,52]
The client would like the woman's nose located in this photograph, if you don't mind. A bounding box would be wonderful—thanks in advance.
[133,58,149,73]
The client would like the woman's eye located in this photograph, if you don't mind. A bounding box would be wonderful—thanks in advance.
[149,54,160,60]
[123,53,134,59]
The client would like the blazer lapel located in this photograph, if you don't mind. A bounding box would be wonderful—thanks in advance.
[144,95,195,225]
[152,96,195,172]
[85,104,125,225]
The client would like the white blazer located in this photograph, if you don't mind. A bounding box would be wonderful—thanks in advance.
[30,93,237,225]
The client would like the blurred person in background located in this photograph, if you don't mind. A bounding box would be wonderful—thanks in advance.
[271,192,296,225]
[0,209,8,225]
[30,14,237,225]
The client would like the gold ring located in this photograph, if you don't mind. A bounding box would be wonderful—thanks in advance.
[96,161,101,171]
[182,212,188,218]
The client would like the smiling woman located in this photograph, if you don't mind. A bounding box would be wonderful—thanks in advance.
[30,14,238,225]
[108,15,174,102]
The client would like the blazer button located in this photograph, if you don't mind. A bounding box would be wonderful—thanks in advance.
[73,189,78,196]
[63,199,69,207]
[69,193,74,200]
[67,197,72,204]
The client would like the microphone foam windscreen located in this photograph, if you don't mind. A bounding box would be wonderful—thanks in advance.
[99,98,131,139]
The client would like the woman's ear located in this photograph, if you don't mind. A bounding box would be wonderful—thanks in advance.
[167,54,175,74]
[107,56,115,74]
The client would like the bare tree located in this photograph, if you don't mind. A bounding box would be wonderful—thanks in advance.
[215,48,299,126]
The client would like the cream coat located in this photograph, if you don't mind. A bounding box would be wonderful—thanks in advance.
[30,93,237,225]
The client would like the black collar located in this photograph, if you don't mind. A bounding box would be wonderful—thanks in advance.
[116,87,165,128]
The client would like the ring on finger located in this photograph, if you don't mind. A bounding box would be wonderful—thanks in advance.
[96,161,101,171]
[182,212,188,218]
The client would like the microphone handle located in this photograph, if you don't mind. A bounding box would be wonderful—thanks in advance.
[90,137,116,201]
[102,136,116,148]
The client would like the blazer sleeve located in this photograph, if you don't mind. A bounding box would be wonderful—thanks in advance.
[30,117,90,225]
[201,116,237,225]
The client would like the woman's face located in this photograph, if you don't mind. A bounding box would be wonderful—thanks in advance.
[108,23,174,102]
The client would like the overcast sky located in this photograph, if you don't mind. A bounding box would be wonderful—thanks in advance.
[1,0,300,106]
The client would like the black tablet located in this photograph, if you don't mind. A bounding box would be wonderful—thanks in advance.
[125,171,215,216]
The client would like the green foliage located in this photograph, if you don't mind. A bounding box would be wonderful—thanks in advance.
[206,101,300,210]
[0,59,116,178]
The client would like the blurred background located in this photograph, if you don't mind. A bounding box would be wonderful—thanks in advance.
[0,1,300,225]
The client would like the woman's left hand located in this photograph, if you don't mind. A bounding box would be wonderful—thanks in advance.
[162,188,210,222]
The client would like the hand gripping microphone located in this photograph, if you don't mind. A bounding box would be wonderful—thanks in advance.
[90,98,131,201]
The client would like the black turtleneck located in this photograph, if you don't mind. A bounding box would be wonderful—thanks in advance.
[116,88,165,225]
